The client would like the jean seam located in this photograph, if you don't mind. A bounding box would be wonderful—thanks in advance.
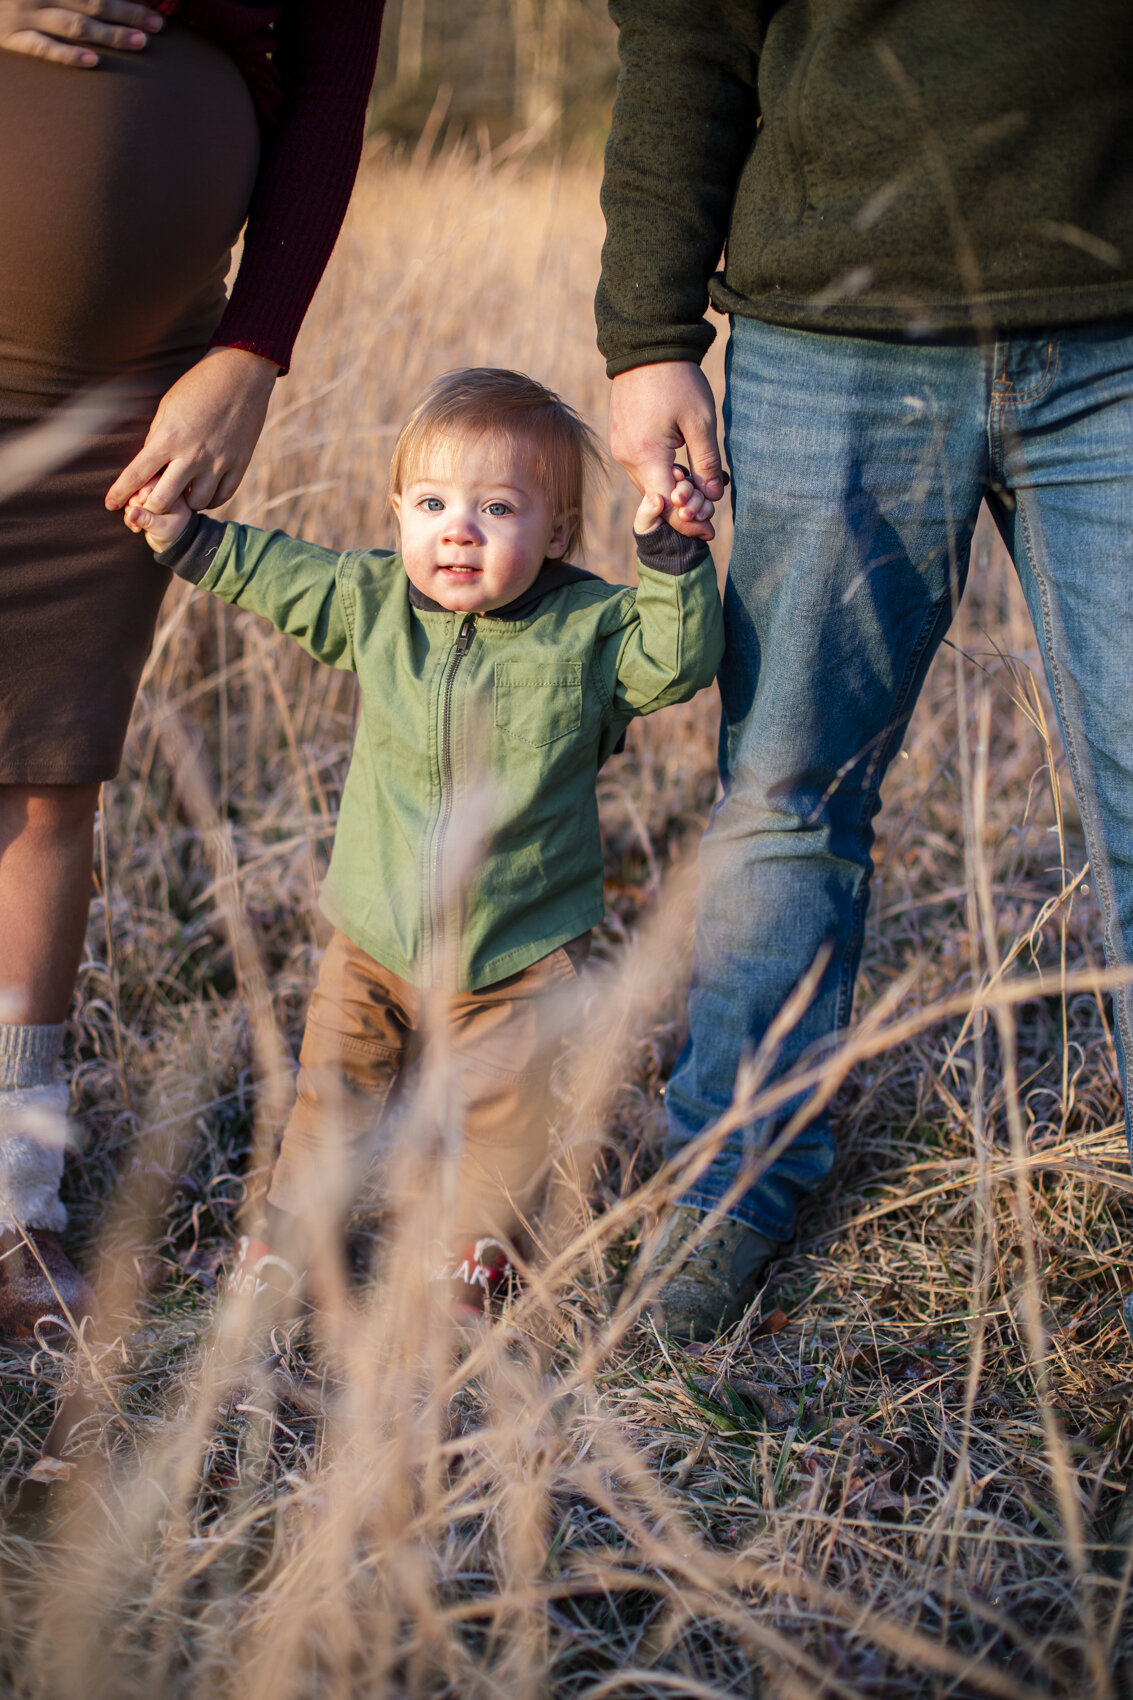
[1014,491,1133,1093]
[833,585,955,1027]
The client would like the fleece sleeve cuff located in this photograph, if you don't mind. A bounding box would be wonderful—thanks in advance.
[154,513,229,583]
[633,519,712,576]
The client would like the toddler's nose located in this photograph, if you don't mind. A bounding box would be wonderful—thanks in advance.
[443,510,482,546]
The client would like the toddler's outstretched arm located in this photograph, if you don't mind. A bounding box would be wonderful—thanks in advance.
[124,495,362,672]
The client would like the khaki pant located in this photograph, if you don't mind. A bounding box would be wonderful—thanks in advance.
[268,930,590,1243]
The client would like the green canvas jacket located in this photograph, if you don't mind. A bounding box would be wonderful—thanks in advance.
[597,0,1133,373]
[159,515,724,991]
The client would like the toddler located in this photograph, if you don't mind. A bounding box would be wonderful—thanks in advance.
[127,369,724,1318]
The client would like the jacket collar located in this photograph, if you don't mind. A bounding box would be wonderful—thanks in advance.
[406,559,599,621]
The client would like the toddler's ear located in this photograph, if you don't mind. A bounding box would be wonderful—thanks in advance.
[546,513,572,559]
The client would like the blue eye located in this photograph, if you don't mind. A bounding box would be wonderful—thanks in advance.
[421,497,444,512]
[486,502,511,516]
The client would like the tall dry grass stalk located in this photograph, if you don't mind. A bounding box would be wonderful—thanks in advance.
[2,145,1132,1699]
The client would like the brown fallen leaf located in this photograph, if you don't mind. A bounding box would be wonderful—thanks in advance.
[892,1432,936,1485]
[859,1467,913,1514]
[860,1433,901,1460]
[748,1308,788,1340]
[841,1347,882,1376]
[821,1415,863,1440]
[24,1455,74,1485]
[853,1430,935,1488]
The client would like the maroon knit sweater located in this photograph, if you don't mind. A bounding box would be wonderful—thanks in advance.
[155,0,386,373]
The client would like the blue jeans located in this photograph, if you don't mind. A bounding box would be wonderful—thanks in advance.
[666,314,1133,1240]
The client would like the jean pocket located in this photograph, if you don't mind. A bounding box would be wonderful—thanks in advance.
[494,659,583,747]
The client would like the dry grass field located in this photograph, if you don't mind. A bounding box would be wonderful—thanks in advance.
[2,144,1133,1699]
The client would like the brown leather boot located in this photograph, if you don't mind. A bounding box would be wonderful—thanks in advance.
[0,1228,96,1340]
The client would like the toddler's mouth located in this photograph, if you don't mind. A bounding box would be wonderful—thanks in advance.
[437,564,481,575]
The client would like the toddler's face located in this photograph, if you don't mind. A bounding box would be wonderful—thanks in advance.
[392,435,569,614]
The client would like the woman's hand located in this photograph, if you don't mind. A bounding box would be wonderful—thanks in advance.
[105,346,280,515]
[0,0,162,68]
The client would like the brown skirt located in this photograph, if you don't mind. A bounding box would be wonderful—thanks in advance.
[0,24,260,783]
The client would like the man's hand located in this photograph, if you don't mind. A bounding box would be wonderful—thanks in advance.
[124,483,192,554]
[609,361,725,542]
[106,345,279,515]
[0,0,162,68]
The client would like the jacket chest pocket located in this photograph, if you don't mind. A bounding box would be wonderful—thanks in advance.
[494,659,583,748]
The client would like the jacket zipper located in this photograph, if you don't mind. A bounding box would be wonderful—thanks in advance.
[429,613,476,981]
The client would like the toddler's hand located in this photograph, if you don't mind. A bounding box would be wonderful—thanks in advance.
[124,484,193,554]
[633,491,668,535]
[633,468,719,541]
[666,467,717,539]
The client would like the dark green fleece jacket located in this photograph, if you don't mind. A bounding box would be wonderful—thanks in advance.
[597,0,1133,373]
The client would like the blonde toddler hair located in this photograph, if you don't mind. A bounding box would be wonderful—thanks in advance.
[389,368,605,560]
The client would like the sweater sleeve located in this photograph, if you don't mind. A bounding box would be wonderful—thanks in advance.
[161,517,360,669]
[210,0,386,373]
[609,535,723,718]
[596,0,763,378]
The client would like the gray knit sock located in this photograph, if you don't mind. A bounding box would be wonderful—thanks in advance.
[0,1022,64,1089]
[0,1024,68,1234]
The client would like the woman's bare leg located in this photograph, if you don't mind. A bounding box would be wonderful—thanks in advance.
[0,784,99,1338]
[0,784,98,1023]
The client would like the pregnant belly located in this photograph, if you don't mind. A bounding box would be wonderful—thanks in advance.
[0,21,260,391]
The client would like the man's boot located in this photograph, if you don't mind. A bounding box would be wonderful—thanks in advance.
[638,1203,780,1343]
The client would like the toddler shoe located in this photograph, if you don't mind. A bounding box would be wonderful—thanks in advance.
[220,1233,306,1346]
[431,1236,515,1324]
[228,1234,305,1305]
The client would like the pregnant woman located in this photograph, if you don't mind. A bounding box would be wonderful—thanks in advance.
[0,0,384,1337]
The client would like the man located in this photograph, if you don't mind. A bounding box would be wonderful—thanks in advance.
[597,0,1133,1339]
